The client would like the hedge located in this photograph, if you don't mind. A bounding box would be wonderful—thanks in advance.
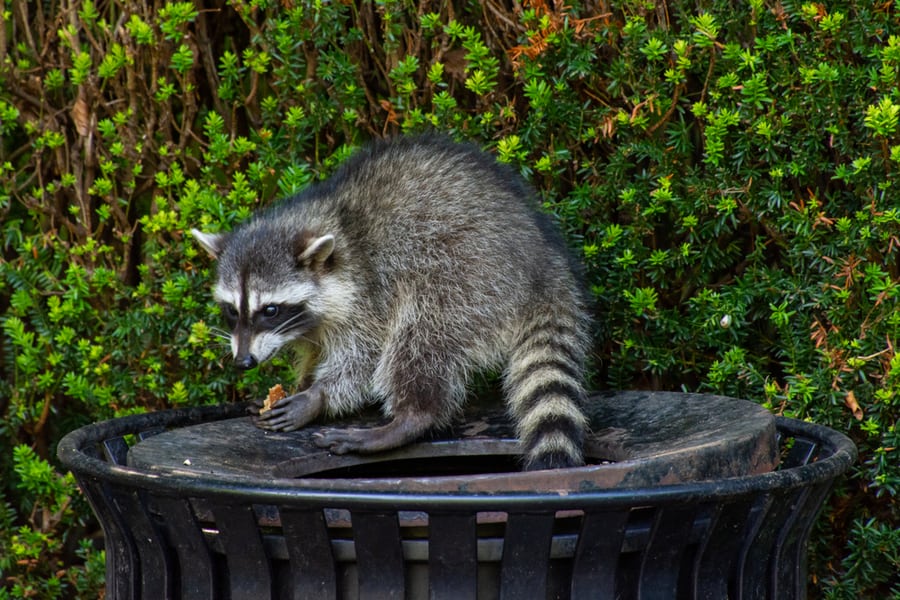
[1,0,898,597]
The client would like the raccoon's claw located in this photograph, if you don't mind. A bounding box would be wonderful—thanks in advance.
[255,408,302,432]
[253,390,323,432]
[312,428,372,454]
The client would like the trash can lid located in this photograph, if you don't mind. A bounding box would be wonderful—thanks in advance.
[126,392,778,493]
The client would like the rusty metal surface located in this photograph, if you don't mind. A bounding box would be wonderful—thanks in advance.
[127,391,778,493]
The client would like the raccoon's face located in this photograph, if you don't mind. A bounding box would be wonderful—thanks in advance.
[214,284,317,369]
[192,228,335,369]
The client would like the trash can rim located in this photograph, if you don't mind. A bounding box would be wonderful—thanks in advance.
[57,401,857,510]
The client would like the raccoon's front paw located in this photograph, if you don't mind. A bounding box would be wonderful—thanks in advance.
[254,387,324,432]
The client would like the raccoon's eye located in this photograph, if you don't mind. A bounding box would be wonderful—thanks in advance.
[262,305,279,318]
[221,304,239,327]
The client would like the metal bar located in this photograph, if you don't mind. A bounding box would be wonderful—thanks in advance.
[428,512,477,600]
[731,493,772,600]
[781,438,818,469]
[570,509,630,598]
[110,488,172,599]
[153,496,216,599]
[102,436,130,465]
[78,478,139,600]
[637,505,696,600]
[690,500,753,600]
[352,511,405,600]
[776,481,834,600]
[281,507,338,600]
[739,490,802,599]
[211,503,272,599]
[769,485,816,600]
[499,513,555,600]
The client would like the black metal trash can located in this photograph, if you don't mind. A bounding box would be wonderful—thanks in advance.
[58,392,856,600]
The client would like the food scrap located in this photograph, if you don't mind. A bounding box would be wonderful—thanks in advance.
[260,383,286,413]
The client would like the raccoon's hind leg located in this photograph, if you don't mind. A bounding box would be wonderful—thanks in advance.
[312,406,437,455]
[504,310,590,470]
[313,325,466,455]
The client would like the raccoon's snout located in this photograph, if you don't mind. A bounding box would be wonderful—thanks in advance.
[232,329,258,369]
[236,354,258,370]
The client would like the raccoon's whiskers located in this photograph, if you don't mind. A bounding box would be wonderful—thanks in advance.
[296,334,321,349]
[210,327,231,342]
[271,312,309,337]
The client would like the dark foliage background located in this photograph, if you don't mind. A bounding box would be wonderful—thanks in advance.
[1,0,898,596]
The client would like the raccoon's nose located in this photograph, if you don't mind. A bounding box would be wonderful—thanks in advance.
[236,354,258,370]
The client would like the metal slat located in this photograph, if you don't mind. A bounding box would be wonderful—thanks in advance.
[570,509,630,599]
[153,496,216,599]
[499,513,555,600]
[769,485,820,600]
[352,511,405,600]
[737,487,814,599]
[428,512,477,600]
[111,489,172,599]
[102,436,130,465]
[730,494,772,600]
[211,503,272,599]
[79,478,139,600]
[281,507,338,600]
[774,481,834,600]
[740,490,806,599]
[690,500,753,600]
[781,438,818,469]
[637,506,696,600]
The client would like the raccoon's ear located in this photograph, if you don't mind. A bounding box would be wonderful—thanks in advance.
[191,229,228,259]
[297,234,335,268]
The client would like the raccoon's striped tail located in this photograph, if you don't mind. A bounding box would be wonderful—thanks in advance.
[504,311,590,471]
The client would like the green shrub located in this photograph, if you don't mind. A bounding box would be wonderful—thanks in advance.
[1,0,898,597]
[0,446,104,598]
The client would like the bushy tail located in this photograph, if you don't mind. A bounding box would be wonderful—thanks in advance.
[504,308,590,470]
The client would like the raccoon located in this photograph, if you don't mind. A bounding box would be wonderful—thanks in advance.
[192,135,592,470]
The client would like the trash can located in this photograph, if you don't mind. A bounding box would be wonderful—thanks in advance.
[57,391,856,599]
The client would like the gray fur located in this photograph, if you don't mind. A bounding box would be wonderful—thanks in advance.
[192,135,592,470]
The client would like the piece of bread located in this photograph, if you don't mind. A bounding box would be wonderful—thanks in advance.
[260,383,286,413]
